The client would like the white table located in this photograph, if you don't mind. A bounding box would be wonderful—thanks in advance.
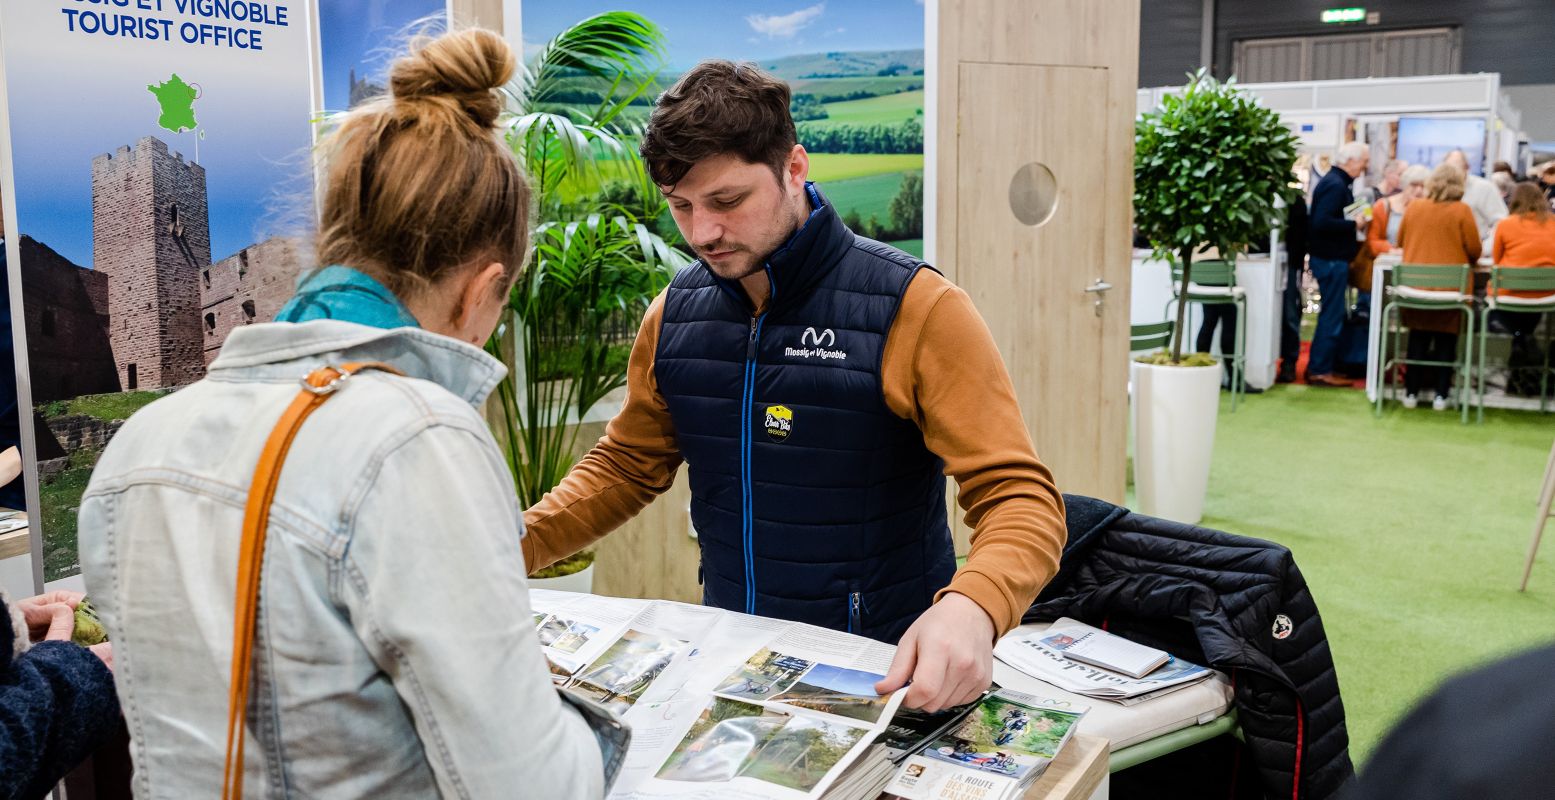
[1132,252,1286,389]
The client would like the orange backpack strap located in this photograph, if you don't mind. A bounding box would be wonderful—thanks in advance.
[222,362,402,800]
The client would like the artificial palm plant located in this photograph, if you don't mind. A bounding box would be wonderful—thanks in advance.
[492,12,690,577]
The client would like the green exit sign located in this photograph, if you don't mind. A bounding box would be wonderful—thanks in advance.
[1321,7,1366,23]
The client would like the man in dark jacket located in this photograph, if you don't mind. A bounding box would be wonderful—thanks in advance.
[1347,643,1555,799]
[520,61,1068,714]
[1305,142,1370,387]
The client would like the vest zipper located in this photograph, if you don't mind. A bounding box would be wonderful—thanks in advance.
[741,314,765,615]
[848,591,863,634]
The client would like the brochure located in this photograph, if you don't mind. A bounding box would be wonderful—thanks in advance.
[528,591,910,800]
[993,618,1212,703]
[883,689,1087,800]
[1041,625,1168,679]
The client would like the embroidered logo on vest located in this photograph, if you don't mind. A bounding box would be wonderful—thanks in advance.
[764,405,793,442]
[786,327,847,361]
[1272,614,1294,640]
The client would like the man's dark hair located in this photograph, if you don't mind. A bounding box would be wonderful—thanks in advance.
[640,60,796,189]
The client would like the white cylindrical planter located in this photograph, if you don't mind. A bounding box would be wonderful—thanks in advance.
[1132,362,1221,525]
[528,564,595,594]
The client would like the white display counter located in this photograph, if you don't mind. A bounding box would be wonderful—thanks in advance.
[1131,251,1287,390]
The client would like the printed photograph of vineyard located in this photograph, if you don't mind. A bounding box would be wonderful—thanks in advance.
[521,1,926,256]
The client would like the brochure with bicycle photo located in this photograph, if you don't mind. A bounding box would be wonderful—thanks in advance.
[884,690,1087,800]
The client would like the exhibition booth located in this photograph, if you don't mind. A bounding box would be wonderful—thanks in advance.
[0,0,1550,797]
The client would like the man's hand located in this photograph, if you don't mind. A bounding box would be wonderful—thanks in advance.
[17,590,84,643]
[874,592,996,712]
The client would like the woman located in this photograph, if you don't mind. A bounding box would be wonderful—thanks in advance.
[1488,182,1555,386]
[1355,165,1431,294]
[76,30,623,797]
[1396,163,1482,410]
[1,589,118,798]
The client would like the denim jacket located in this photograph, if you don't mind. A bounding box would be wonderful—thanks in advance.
[78,302,627,797]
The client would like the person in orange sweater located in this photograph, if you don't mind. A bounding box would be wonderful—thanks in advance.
[1488,182,1555,384]
[1396,163,1481,410]
[522,61,1066,713]
[1353,165,1429,304]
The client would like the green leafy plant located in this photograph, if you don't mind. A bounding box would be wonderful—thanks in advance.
[1134,69,1301,363]
[490,12,692,577]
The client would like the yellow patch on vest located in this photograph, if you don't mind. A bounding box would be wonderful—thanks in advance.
[764,405,793,442]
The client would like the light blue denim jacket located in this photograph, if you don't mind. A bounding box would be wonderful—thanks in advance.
[78,270,626,798]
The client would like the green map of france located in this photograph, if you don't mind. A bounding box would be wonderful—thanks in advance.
[148,74,198,133]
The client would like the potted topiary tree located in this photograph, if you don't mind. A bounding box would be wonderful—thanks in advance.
[1132,69,1299,524]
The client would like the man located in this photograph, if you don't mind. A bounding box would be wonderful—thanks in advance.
[1443,149,1507,245]
[522,61,1067,712]
[1370,159,1406,204]
[1304,141,1369,387]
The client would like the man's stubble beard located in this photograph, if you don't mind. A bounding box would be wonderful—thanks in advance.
[699,205,806,282]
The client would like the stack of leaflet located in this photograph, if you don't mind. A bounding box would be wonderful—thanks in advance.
[993,618,1212,705]
[815,745,895,800]
[882,689,1087,800]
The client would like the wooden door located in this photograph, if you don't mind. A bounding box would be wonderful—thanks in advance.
[954,63,1127,502]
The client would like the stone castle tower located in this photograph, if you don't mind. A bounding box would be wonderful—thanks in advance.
[91,137,210,391]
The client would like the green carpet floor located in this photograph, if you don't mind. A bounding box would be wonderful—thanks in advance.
[1169,385,1555,764]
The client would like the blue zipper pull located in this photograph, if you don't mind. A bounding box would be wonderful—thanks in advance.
[746,316,759,360]
[849,591,863,634]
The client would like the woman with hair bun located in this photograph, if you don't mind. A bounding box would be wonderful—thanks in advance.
[76,29,624,798]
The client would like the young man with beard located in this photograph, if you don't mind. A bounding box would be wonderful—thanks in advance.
[523,61,1067,713]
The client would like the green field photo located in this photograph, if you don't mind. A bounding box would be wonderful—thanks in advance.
[806,90,924,129]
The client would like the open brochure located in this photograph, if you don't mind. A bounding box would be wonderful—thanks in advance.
[528,590,909,800]
[884,689,1087,800]
[993,617,1212,703]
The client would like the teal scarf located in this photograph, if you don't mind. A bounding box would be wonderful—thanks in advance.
[276,266,420,330]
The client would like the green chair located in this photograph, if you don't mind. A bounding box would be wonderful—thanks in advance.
[1375,263,1475,423]
[1164,259,1246,411]
[1477,267,1555,423]
[1130,320,1174,354]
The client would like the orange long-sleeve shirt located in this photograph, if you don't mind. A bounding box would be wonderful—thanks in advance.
[522,267,1067,637]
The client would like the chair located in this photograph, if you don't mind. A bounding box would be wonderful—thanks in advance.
[1519,436,1555,591]
[1164,259,1246,411]
[1130,320,1174,354]
[1375,263,1475,424]
[1477,267,1555,423]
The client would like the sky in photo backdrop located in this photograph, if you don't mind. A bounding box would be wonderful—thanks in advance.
[0,0,314,268]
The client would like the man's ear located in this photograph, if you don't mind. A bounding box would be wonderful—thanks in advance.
[787,145,811,193]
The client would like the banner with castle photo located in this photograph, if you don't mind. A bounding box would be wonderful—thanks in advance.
[0,0,316,581]
[520,0,927,257]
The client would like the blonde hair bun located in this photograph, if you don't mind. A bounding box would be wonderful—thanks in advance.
[389,28,515,129]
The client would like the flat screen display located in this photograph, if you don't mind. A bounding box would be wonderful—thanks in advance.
[1396,117,1487,176]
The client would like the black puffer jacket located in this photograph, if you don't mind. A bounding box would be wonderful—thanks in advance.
[1027,495,1355,799]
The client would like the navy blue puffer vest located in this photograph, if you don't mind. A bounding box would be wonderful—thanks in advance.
[655,184,956,643]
